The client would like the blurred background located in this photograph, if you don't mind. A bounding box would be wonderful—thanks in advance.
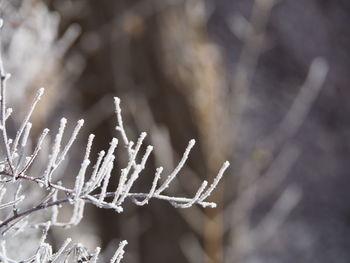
[1,0,349,262]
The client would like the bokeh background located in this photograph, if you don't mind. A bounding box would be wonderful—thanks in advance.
[1,0,350,262]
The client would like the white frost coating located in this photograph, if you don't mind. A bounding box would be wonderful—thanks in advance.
[93,138,118,190]
[74,159,90,200]
[117,145,153,206]
[155,139,196,195]
[140,145,153,168]
[0,188,6,203]
[43,118,67,183]
[98,156,115,203]
[20,128,49,174]
[68,199,85,226]
[38,222,51,247]
[171,180,208,208]
[119,132,147,187]
[84,150,105,193]
[133,166,163,205]
[21,122,32,148]
[114,97,129,145]
[199,161,230,202]
[4,108,12,121]
[51,190,58,225]
[110,240,128,263]
[54,119,85,167]
[49,238,72,261]
[90,247,101,263]
[0,195,24,210]
[112,168,128,205]
[84,134,95,162]
[11,88,44,155]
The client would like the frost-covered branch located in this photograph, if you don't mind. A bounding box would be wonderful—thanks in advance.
[0,13,229,261]
[0,88,229,261]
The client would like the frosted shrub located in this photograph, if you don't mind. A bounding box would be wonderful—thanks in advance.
[0,21,229,263]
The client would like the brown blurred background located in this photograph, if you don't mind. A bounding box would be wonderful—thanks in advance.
[1,0,350,262]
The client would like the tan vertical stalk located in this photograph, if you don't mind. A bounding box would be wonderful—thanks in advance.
[156,1,230,262]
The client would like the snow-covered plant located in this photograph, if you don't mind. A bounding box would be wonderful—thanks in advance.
[0,20,229,262]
